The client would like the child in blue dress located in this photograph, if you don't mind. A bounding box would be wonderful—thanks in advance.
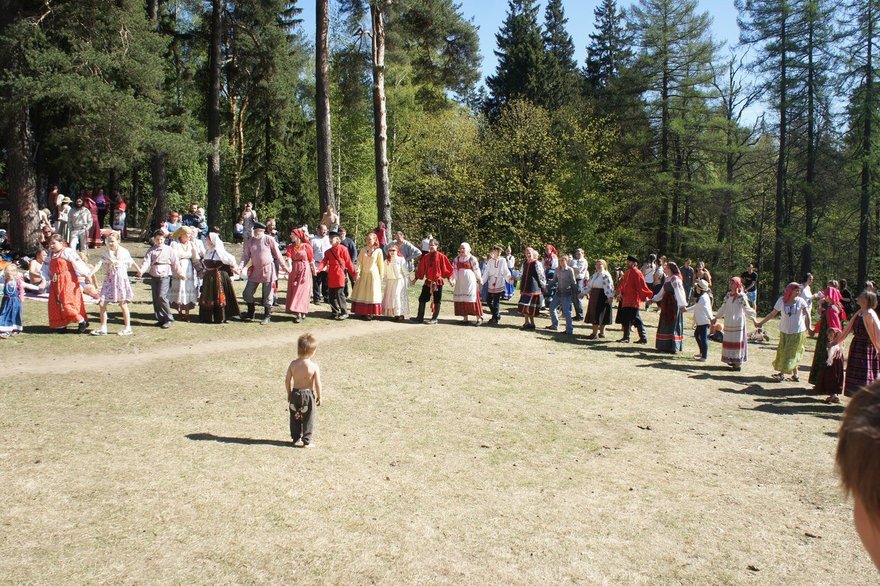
[1,264,43,338]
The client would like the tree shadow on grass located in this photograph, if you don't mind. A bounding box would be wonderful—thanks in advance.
[186,432,293,448]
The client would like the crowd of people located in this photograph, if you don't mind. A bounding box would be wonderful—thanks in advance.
[3,201,880,407]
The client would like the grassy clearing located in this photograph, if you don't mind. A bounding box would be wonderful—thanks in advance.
[0,244,874,582]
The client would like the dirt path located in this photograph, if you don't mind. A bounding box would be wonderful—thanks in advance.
[6,318,413,377]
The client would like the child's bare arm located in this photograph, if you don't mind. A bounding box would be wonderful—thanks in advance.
[313,364,322,406]
[285,364,293,401]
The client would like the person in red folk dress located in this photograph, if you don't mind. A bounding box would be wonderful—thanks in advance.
[42,234,92,333]
[285,228,316,323]
[318,231,356,321]
[616,254,654,344]
[411,238,454,325]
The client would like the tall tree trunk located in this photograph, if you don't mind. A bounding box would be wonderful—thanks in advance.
[6,105,40,252]
[858,3,874,290]
[151,153,168,231]
[658,62,670,252]
[371,1,392,233]
[801,11,816,276]
[316,0,335,215]
[148,0,169,237]
[207,0,223,228]
[264,113,274,203]
[131,166,141,227]
[772,16,788,302]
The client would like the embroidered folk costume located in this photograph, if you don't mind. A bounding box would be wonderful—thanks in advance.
[240,227,287,323]
[452,243,483,320]
[483,253,512,324]
[199,232,240,323]
[517,253,546,318]
[43,246,92,331]
[350,246,385,317]
[382,253,410,319]
[715,278,756,368]
[414,246,455,323]
[318,237,356,319]
[652,266,688,353]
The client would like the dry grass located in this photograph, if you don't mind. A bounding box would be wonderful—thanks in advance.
[0,246,874,583]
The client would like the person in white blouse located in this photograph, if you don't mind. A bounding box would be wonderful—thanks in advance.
[569,249,588,320]
[684,279,714,361]
[584,259,615,339]
[483,245,512,325]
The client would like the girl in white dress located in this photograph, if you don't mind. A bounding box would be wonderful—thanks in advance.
[382,244,410,320]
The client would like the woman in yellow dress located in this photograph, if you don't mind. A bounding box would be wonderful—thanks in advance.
[350,232,385,319]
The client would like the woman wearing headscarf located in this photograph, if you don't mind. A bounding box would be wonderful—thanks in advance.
[452,242,484,326]
[651,261,688,353]
[835,290,880,398]
[285,228,315,322]
[756,282,812,381]
[382,243,410,321]
[199,229,240,323]
[584,259,615,339]
[715,276,756,370]
[809,282,845,388]
[169,226,202,322]
[350,232,384,319]
[518,247,546,330]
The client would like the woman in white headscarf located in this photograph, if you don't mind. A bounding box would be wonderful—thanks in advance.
[452,242,483,326]
[199,229,240,323]
[169,226,202,321]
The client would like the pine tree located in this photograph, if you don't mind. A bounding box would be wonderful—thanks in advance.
[628,0,717,252]
[542,0,578,110]
[485,0,547,117]
[736,0,796,300]
[839,0,880,288]
[585,0,632,93]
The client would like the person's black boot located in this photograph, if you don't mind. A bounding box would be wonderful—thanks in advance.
[240,303,255,321]
[411,302,427,322]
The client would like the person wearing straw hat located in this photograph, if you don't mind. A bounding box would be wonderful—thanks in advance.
[238,221,289,324]
[684,279,714,362]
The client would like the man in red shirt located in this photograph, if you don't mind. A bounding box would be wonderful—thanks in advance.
[616,254,653,343]
[412,238,454,324]
[318,231,356,320]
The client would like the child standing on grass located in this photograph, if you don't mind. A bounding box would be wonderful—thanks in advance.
[684,279,714,362]
[1,264,44,338]
[285,333,322,448]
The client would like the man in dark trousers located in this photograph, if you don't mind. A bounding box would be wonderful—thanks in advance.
[616,254,654,343]
[411,239,454,324]
[317,231,356,320]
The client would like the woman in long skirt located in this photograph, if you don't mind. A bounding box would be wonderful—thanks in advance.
[585,259,614,339]
[382,243,409,320]
[199,230,240,323]
[837,291,880,397]
[518,247,546,330]
[651,262,688,353]
[169,227,201,321]
[756,282,811,382]
[350,232,384,319]
[452,242,483,326]
[809,283,844,387]
[716,276,756,370]
[42,234,92,333]
[285,228,314,323]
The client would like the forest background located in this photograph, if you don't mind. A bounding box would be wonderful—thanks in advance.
[1,0,878,305]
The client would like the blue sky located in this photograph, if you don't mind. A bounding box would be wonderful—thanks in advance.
[299,0,744,82]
